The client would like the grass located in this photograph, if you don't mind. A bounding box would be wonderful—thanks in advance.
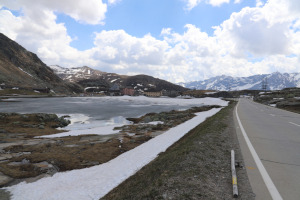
[0,135,152,179]
[102,102,236,200]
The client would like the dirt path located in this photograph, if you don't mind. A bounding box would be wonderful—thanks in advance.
[103,102,255,200]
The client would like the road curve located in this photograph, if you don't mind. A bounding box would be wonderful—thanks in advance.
[234,98,300,200]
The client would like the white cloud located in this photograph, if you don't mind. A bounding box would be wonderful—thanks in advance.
[161,28,172,36]
[2,0,107,25]
[108,0,121,5]
[214,0,299,58]
[207,0,230,7]
[184,0,230,10]
[0,0,299,83]
[234,0,242,4]
[184,0,202,10]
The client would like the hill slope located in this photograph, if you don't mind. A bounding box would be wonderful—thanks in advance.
[0,33,78,93]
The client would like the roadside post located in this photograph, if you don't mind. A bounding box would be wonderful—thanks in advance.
[231,150,238,198]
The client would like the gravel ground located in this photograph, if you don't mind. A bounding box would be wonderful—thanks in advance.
[103,102,255,200]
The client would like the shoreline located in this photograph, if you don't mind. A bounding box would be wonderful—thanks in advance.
[0,105,221,189]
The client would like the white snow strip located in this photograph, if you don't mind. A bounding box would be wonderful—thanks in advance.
[38,125,119,138]
[205,92,217,94]
[139,121,164,125]
[147,121,164,125]
[18,67,33,77]
[6,108,222,200]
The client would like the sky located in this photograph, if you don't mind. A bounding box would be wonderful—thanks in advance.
[0,0,300,83]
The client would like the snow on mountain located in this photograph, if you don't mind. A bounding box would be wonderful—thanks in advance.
[181,72,300,91]
[49,65,187,92]
[49,65,106,82]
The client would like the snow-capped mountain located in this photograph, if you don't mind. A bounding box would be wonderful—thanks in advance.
[181,72,300,91]
[50,65,107,82]
[50,65,187,92]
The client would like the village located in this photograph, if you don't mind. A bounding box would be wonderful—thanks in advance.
[81,83,182,97]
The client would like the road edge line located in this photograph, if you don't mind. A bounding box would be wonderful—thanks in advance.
[235,100,283,200]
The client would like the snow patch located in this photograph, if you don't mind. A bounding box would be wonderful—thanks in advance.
[110,79,118,83]
[18,67,33,77]
[38,125,119,138]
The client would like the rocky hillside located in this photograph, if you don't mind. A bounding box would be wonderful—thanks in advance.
[50,65,107,82]
[50,65,187,92]
[0,33,79,94]
[181,72,300,91]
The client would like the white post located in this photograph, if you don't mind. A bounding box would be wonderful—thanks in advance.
[231,150,238,198]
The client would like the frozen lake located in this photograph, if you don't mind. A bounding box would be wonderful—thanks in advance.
[0,96,226,133]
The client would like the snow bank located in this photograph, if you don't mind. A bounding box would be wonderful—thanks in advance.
[6,108,222,200]
[38,125,119,138]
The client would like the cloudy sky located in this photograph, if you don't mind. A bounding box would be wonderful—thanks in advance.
[0,0,300,83]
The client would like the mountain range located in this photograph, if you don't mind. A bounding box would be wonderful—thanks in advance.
[181,72,300,91]
[49,65,187,93]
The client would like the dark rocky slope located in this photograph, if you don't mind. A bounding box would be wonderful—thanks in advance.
[0,33,80,94]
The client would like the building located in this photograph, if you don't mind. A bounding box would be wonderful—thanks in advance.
[122,87,135,96]
[144,90,162,97]
[108,83,121,96]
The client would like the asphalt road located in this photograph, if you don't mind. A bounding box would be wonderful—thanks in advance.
[234,98,300,200]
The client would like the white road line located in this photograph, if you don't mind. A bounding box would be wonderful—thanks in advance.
[236,100,283,200]
[289,122,300,127]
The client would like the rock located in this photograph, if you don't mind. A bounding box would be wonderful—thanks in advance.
[81,161,100,166]
[142,116,152,123]
[0,172,13,187]
[38,125,45,129]
[33,161,59,174]
[37,113,58,122]
[21,158,30,164]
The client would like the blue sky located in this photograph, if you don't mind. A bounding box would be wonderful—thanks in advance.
[59,0,256,51]
[0,0,299,83]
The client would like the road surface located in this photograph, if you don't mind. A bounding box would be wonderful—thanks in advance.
[234,98,300,200]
